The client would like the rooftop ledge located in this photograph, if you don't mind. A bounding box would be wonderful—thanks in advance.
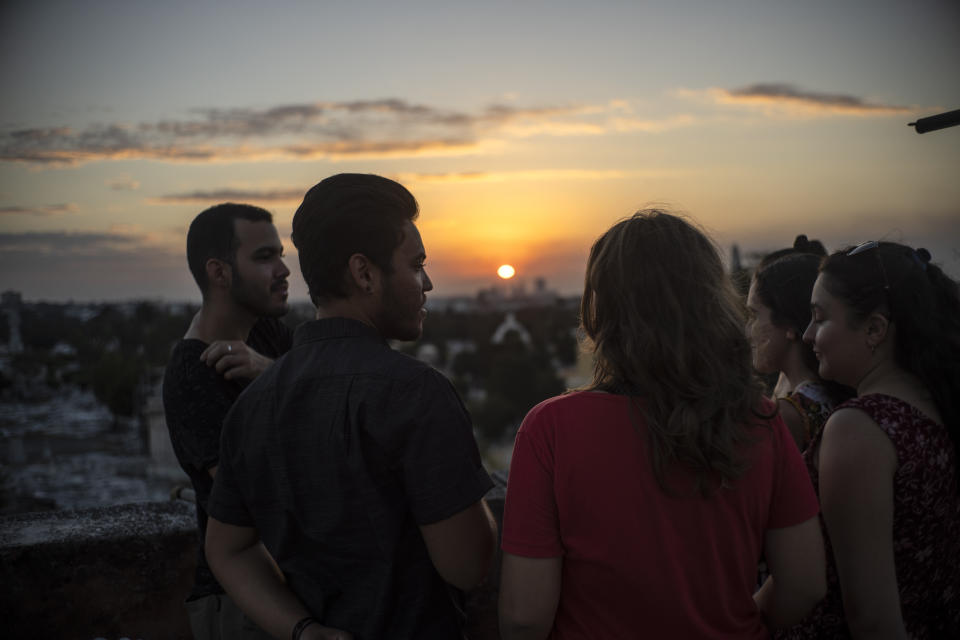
[0,474,506,639]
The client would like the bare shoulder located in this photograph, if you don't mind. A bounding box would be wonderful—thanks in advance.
[820,407,897,474]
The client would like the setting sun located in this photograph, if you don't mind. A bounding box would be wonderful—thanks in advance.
[497,264,516,279]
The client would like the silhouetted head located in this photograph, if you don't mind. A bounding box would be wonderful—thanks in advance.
[187,203,273,295]
[292,173,420,306]
[758,234,826,269]
[580,209,766,495]
[582,209,749,387]
[749,253,822,374]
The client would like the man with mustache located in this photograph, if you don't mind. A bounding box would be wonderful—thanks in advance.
[163,202,293,639]
[205,174,497,640]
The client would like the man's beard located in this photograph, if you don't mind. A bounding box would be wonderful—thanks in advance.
[377,277,422,342]
[230,267,286,317]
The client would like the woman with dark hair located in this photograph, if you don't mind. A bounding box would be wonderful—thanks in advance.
[748,250,852,450]
[788,241,960,638]
[498,210,826,639]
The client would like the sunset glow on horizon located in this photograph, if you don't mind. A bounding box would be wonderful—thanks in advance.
[1,1,957,302]
[497,264,516,280]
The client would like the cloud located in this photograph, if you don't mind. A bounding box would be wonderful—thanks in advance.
[0,98,657,167]
[0,203,79,216]
[0,230,143,254]
[393,169,635,184]
[610,114,697,132]
[0,227,310,301]
[0,229,194,301]
[710,83,915,117]
[393,167,688,185]
[152,187,306,204]
[279,137,485,160]
[498,121,607,137]
[105,175,140,191]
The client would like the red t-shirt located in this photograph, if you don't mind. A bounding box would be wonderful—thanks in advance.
[502,391,819,639]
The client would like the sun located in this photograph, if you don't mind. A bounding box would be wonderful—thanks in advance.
[497,264,516,279]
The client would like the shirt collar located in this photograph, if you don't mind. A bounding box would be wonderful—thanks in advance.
[293,316,385,347]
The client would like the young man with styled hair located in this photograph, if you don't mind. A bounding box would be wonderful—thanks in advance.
[206,174,497,640]
[163,202,293,639]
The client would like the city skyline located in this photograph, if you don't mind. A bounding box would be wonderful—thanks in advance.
[2,0,958,302]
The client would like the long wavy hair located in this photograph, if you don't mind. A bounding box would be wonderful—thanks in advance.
[820,242,960,490]
[581,210,770,496]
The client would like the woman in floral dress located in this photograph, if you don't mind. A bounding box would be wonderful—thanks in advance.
[784,241,960,638]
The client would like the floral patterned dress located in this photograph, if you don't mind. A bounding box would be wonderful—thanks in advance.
[778,394,960,639]
[781,381,838,451]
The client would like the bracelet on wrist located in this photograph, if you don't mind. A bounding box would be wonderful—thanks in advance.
[292,616,318,640]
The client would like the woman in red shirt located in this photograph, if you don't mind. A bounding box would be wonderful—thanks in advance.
[499,210,827,639]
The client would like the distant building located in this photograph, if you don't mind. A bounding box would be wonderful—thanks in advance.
[560,336,595,390]
[415,342,440,366]
[144,382,189,485]
[2,291,24,354]
[475,277,561,312]
[50,342,77,358]
[424,296,475,313]
[491,312,532,346]
[64,304,100,323]
[730,244,742,273]
[446,338,475,362]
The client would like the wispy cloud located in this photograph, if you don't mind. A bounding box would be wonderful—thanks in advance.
[704,83,915,117]
[0,98,682,167]
[610,114,697,132]
[0,230,142,254]
[392,168,681,184]
[0,203,79,216]
[105,175,140,191]
[0,225,185,254]
[151,187,306,205]
[0,229,194,301]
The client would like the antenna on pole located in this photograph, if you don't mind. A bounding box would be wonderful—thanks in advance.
[908,108,960,134]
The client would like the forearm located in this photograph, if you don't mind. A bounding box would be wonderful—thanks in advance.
[758,515,826,630]
[209,541,311,639]
[498,553,561,640]
[840,580,907,639]
[499,619,553,640]
[754,575,820,630]
[206,517,352,640]
[844,615,907,640]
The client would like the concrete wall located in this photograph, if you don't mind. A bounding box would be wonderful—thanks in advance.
[0,474,507,640]
[0,501,197,640]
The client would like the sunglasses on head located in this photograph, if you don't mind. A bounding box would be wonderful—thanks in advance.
[847,240,891,291]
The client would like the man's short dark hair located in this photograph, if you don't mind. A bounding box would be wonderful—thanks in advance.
[292,174,419,305]
[187,203,273,294]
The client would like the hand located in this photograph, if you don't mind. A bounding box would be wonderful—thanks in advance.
[200,340,274,381]
[303,624,354,640]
